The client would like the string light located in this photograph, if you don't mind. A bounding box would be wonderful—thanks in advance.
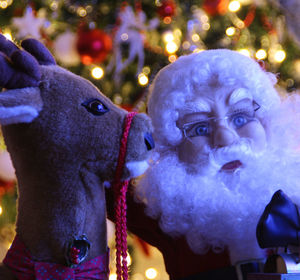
[255,49,267,60]
[201,15,209,23]
[155,0,161,6]
[174,28,182,37]
[163,31,174,43]
[236,20,245,29]
[191,34,200,42]
[202,23,210,31]
[91,67,104,79]
[50,1,58,11]
[145,268,158,279]
[274,50,286,63]
[3,31,12,40]
[77,7,87,17]
[126,253,132,266]
[109,273,117,280]
[0,0,12,9]
[0,1,8,8]
[142,66,151,75]
[238,48,251,57]
[168,54,177,63]
[228,1,241,12]
[165,41,178,54]
[182,41,190,50]
[86,5,93,13]
[163,16,172,24]
[226,27,235,36]
[121,33,129,41]
[138,73,149,86]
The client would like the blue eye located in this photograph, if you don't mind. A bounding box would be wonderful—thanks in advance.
[82,98,109,116]
[195,123,210,136]
[232,115,248,128]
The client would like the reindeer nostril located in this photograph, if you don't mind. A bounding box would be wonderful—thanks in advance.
[144,133,155,151]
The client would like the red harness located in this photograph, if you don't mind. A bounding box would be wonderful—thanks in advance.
[113,111,137,280]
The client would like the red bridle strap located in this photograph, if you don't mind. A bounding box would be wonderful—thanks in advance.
[113,111,137,280]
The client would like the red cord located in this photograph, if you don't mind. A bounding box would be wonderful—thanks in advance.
[113,112,137,280]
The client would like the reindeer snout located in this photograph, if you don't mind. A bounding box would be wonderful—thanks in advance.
[144,133,155,151]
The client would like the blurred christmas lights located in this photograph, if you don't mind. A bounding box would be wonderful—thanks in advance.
[50,1,58,11]
[91,67,104,79]
[226,27,235,36]
[0,0,12,9]
[165,41,178,54]
[163,31,174,42]
[191,34,200,42]
[3,31,12,40]
[138,73,149,86]
[109,273,117,280]
[228,1,241,12]
[255,49,267,60]
[142,66,151,75]
[121,33,129,41]
[145,268,158,279]
[168,54,177,62]
[238,49,251,57]
[274,50,286,63]
[77,7,87,17]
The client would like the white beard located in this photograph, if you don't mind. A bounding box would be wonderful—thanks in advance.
[135,138,300,264]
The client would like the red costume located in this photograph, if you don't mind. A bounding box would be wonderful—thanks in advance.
[106,185,235,280]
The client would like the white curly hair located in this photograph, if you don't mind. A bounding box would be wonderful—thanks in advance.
[147,49,280,148]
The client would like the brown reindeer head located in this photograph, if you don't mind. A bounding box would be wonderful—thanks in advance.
[0,34,154,272]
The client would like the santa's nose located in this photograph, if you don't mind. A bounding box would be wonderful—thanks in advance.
[213,125,238,148]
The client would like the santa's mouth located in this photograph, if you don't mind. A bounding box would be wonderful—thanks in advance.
[221,160,242,172]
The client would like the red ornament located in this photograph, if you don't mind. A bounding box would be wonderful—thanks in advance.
[0,179,15,198]
[76,27,112,65]
[203,0,229,16]
[157,0,176,18]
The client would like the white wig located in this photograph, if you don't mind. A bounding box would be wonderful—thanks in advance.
[147,49,280,147]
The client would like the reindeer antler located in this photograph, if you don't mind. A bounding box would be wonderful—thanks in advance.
[0,34,42,89]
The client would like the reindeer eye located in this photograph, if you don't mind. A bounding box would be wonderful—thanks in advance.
[81,98,109,116]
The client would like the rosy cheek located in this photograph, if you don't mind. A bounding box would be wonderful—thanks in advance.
[238,121,267,151]
[178,137,209,164]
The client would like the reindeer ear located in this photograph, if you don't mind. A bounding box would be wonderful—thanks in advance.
[21,38,56,65]
[0,34,41,89]
[0,87,43,125]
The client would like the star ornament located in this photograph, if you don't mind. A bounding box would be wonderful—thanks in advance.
[12,7,45,39]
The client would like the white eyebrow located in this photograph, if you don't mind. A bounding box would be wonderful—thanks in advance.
[185,99,210,113]
[228,88,253,105]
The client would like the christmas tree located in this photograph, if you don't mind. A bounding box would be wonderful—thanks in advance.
[0,0,300,279]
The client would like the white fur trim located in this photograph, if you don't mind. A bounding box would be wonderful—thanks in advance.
[0,106,39,125]
[126,160,149,178]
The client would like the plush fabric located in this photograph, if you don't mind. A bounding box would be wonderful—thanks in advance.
[3,236,109,280]
[0,35,153,279]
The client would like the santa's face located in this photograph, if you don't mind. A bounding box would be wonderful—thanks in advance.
[177,86,267,172]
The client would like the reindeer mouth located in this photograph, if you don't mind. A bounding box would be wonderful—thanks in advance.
[125,160,149,178]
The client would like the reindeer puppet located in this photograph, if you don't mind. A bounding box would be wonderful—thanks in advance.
[0,35,154,279]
